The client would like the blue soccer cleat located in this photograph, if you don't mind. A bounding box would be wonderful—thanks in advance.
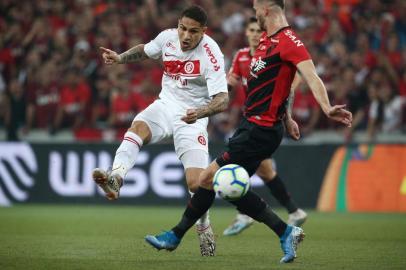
[280,225,305,263]
[145,230,181,251]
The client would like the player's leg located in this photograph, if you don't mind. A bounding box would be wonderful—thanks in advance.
[257,159,307,226]
[184,165,215,256]
[218,120,304,263]
[144,160,219,251]
[93,100,170,200]
[177,120,215,256]
[145,119,305,262]
[92,120,149,200]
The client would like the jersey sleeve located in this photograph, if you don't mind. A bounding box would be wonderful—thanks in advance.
[280,32,311,66]
[144,30,172,59]
[229,50,242,77]
[202,41,228,97]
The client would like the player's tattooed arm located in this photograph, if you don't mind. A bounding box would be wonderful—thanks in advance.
[287,72,301,117]
[118,44,149,64]
[197,92,229,119]
[286,89,295,116]
[181,92,229,124]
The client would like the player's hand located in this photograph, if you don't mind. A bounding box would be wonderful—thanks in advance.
[284,117,300,140]
[100,47,121,65]
[326,104,353,127]
[181,109,198,124]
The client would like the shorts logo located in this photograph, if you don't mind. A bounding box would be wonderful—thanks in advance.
[197,135,206,146]
[184,62,195,74]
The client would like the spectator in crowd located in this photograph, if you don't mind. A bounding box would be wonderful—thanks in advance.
[4,78,26,140]
[0,0,405,141]
[53,68,91,133]
[292,84,321,137]
[367,80,405,140]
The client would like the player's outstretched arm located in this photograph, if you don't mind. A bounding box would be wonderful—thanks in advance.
[297,60,352,127]
[181,92,229,124]
[99,44,149,65]
[283,72,301,140]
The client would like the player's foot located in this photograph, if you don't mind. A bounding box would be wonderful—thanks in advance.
[223,215,254,236]
[279,225,305,263]
[287,208,307,227]
[196,224,216,256]
[92,168,123,200]
[145,230,180,251]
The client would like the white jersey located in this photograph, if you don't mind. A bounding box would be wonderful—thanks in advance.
[144,29,228,110]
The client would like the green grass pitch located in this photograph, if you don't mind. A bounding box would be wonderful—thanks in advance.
[0,205,405,270]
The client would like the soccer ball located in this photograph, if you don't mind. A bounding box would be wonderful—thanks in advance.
[213,164,250,201]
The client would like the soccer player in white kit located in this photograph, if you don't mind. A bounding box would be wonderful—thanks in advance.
[92,5,229,256]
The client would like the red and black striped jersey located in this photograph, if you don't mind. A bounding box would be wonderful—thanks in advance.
[245,26,311,127]
[229,47,252,89]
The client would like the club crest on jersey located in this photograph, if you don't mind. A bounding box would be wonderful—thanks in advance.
[252,57,266,72]
[197,135,206,146]
[184,61,195,74]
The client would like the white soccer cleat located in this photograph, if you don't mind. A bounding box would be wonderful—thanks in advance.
[223,215,254,236]
[92,168,123,200]
[196,224,216,256]
[287,208,307,227]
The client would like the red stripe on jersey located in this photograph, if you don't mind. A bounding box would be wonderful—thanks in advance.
[246,94,272,111]
[245,27,311,127]
[246,78,276,98]
[163,60,200,76]
[124,137,141,148]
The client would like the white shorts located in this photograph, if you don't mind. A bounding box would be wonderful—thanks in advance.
[134,99,209,166]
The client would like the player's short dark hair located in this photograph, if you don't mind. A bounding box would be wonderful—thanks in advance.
[247,17,258,26]
[180,5,208,26]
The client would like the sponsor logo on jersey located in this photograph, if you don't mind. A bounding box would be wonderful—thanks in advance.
[164,52,177,57]
[203,43,221,71]
[284,30,304,47]
[239,56,250,61]
[165,41,176,50]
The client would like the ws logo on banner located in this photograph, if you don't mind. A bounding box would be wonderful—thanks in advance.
[0,143,37,206]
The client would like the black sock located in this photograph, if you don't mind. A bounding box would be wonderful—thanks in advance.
[256,206,287,237]
[230,190,287,237]
[266,175,298,213]
[172,187,215,239]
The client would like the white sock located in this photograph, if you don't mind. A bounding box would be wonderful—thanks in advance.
[190,191,210,228]
[112,131,143,179]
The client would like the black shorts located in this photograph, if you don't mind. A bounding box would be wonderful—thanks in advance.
[216,117,284,176]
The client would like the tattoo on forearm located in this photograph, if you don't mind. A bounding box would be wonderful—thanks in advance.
[287,89,295,116]
[119,45,147,63]
[197,92,229,118]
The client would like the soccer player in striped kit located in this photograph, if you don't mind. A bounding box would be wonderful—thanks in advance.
[223,16,307,236]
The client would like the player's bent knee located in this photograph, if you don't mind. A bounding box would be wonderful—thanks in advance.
[198,162,219,189]
[128,121,151,143]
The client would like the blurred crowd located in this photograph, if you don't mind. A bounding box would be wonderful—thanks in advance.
[0,0,405,142]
